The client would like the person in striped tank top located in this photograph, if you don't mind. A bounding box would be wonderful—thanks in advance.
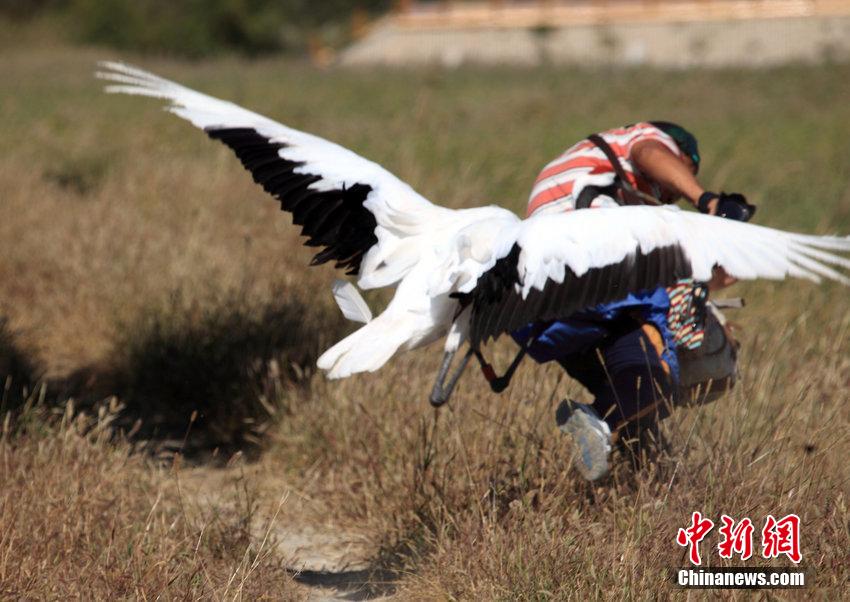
[530,122,708,215]
[513,121,754,480]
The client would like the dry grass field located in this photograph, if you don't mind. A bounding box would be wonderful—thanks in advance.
[1,35,849,599]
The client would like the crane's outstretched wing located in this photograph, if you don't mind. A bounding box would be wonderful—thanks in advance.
[460,206,850,346]
[97,62,452,288]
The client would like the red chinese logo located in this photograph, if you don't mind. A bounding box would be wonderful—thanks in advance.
[678,512,802,565]
[676,511,715,565]
[762,514,802,564]
[717,514,754,560]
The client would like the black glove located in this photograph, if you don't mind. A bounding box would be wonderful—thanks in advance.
[698,191,756,222]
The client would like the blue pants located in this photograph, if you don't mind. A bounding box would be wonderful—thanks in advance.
[512,289,677,435]
[556,322,673,435]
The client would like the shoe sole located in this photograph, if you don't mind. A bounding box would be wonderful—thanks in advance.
[556,400,611,481]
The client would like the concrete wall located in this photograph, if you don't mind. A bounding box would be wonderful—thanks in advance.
[340,15,850,68]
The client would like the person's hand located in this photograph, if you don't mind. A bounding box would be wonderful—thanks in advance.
[708,265,737,291]
[698,192,756,222]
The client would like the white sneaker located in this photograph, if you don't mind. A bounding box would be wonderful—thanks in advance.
[556,400,612,481]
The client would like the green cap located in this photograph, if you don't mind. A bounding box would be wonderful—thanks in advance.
[649,121,700,174]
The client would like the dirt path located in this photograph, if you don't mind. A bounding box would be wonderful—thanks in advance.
[176,463,397,600]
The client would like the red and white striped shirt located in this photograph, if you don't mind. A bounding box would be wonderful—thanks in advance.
[527,122,683,218]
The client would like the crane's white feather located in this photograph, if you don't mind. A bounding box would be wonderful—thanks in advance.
[97,61,453,290]
[505,206,850,301]
[331,279,373,323]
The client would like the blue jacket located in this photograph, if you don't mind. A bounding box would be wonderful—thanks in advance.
[511,287,680,381]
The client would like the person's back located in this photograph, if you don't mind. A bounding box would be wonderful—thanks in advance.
[528,122,690,217]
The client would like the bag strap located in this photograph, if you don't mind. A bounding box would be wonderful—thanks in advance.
[586,133,662,207]
[574,183,618,209]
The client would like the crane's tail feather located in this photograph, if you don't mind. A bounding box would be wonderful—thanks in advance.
[331,279,373,323]
[317,313,412,379]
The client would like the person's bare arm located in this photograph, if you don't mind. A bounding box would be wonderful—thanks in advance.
[630,139,718,213]
[632,139,737,288]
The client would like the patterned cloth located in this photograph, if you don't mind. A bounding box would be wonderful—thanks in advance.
[527,122,684,216]
[666,279,709,350]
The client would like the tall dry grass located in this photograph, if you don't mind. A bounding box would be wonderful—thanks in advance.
[0,400,302,599]
[0,42,848,598]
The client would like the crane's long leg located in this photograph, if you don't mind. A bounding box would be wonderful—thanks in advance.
[429,347,473,407]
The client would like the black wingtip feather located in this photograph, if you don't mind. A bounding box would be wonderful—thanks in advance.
[205,127,378,274]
